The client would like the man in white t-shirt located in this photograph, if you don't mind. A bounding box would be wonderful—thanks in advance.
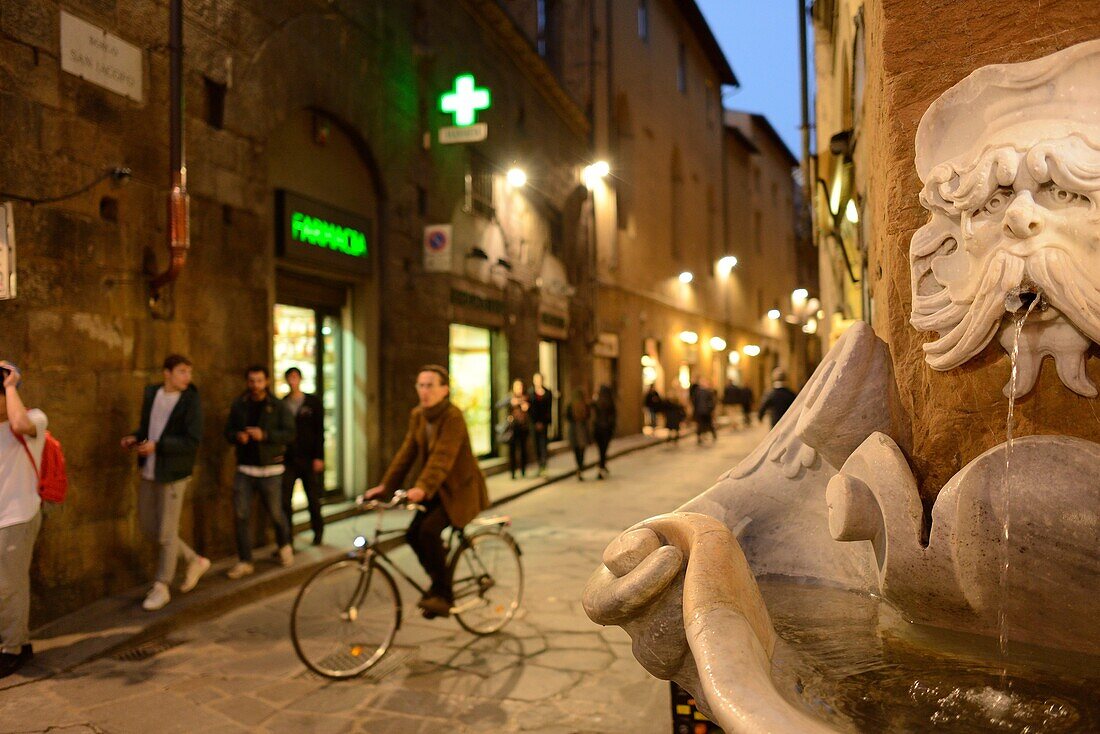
[0,361,46,679]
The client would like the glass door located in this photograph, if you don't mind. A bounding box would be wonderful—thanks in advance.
[274,303,345,505]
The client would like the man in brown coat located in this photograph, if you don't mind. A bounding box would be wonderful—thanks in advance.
[364,365,489,616]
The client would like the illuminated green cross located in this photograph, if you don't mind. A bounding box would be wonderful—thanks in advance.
[440,74,491,127]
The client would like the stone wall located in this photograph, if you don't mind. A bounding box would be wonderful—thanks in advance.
[863,0,1100,499]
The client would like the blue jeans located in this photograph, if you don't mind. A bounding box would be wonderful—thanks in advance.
[233,472,290,562]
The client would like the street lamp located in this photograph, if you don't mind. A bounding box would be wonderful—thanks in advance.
[678,271,694,284]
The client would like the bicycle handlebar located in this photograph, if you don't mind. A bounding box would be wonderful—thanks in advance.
[356,489,426,514]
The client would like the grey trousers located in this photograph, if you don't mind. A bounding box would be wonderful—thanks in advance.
[0,511,42,653]
[138,478,199,585]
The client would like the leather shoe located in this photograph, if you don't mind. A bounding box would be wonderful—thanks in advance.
[417,594,453,618]
[0,644,33,679]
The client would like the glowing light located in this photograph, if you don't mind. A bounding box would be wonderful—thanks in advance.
[583,160,611,188]
[728,351,741,365]
[678,271,694,284]
[506,167,527,188]
[803,317,818,335]
[640,355,656,367]
[353,536,367,548]
[845,199,860,223]
[767,309,781,320]
[679,330,699,345]
[792,288,809,301]
[439,74,492,127]
[743,344,761,357]
[716,255,738,275]
[710,336,727,351]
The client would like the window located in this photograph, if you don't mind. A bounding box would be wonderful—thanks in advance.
[677,42,687,93]
[537,0,548,56]
[638,0,649,41]
[537,0,559,70]
[465,155,494,218]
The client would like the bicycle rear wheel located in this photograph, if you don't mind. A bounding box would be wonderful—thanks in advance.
[290,556,400,678]
[449,530,524,635]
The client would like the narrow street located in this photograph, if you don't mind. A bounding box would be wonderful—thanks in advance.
[0,426,767,734]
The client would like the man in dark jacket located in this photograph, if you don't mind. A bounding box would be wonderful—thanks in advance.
[120,354,209,611]
[364,365,489,617]
[281,367,325,546]
[692,378,718,444]
[224,365,296,579]
[758,368,798,427]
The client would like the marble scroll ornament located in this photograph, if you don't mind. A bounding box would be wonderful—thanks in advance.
[909,39,1100,398]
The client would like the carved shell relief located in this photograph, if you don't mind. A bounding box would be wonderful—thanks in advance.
[909,40,1100,398]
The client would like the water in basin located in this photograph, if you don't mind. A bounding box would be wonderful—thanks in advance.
[761,577,1099,733]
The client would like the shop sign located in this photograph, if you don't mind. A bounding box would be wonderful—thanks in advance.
[423,224,452,272]
[0,203,14,300]
[538,308,569,339]
[450,288,504,315]
[276,190,372,274]
[60,11,143,102]
[439,73,491,145]
[594,332,619,358]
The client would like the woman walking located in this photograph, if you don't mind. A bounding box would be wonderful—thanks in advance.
[498,379,530,479]
[529,373,553,477]
[565,388,591,480]
[592,384,616,480]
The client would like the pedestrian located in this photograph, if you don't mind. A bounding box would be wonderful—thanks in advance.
[280,367,325,547]
[224,365,297,579]
[0,362,45,678]
[529,373,553,477]
[722,380,739,428]
[692,378,718,445]
[758,368,797,427]
[497,379,530,480]
[663,395,686,443]
[592,384,616,479]
[644,384,663,431]
[362,365,489,617]
[687,375,700,419]
[120,354,210,612]
[565,388,591,480]
[739,383,755,427]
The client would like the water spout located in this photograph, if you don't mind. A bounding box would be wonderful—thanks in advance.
[1004,285,1046,315]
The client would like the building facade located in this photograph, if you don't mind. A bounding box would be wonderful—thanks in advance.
[0,0,593,620]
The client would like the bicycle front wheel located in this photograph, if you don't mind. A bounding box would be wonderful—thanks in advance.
[449,530,524,635]
[290,556,400,678]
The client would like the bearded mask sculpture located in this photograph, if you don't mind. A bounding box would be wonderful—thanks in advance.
[910,39,1100,398]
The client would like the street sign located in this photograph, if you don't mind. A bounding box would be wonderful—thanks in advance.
[423,224,452,272]
[0,202,14,300]
[60,11,143,102]
[439,123,488,145]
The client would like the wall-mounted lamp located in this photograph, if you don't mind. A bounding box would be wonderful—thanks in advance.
[506,167,527,188]
[709,336,727,351]
[583,160,611,188]
[716,255,738,276]
[742,344,761,357]
[767,308,781,321]
[678,271,694,284]
[679,330,699,345]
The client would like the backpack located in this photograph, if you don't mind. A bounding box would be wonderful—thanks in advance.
[12,427,69,504]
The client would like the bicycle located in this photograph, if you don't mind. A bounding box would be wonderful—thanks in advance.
[289,490,524,679]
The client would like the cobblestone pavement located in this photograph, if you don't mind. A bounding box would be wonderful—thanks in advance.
[0,425,767,734]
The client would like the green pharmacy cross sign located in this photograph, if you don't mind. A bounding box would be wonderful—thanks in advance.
[440,74,491,127]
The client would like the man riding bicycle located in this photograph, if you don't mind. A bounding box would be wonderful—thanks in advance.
[363,365,489,617]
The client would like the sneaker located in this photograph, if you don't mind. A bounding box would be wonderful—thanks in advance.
[179,556,211,593]
[226,562,255,580]
[142,582,170,611]
[0,644,32,679]
[278,544,294,567]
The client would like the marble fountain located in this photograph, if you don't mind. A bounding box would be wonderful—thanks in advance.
[584,40,1100,733]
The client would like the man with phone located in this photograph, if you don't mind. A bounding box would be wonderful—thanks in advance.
[0,361,47,678]
[223,365,296,579]
[120,354,209,611]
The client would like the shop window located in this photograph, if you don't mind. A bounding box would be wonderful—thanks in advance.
[450,324,495,456]
[538,340,561,440]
